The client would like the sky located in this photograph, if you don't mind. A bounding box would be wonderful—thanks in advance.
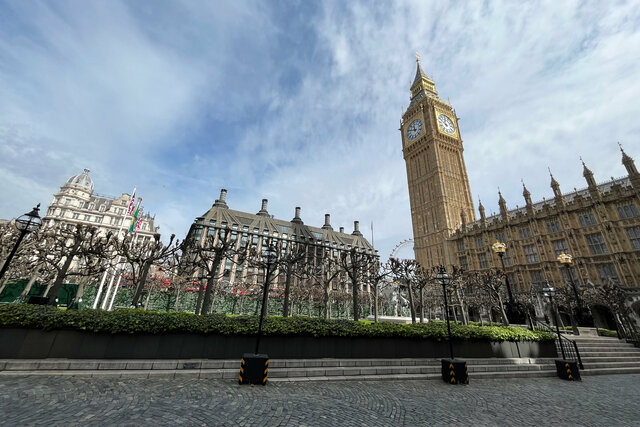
[1,0,639,261]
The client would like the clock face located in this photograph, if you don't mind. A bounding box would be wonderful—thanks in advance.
[407,119,423,141]
[437,114,455,134]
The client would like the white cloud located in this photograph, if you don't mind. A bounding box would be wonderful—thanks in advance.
[1,0,639,262]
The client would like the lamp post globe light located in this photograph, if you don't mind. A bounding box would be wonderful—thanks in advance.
[0,204,42,283]
[239,243,277,386]
[437,266,468,384]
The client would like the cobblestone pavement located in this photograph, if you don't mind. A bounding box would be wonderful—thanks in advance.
[0,374,638,426]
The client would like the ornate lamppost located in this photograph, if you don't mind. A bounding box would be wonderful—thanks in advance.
[0,204,42,282]
[542,283,565,359]
[557,253,590,328]
[492,241,525,324]
[255,244,278,354]
[557,253,581,306]
[436,266,454,360]
[491,241,514,302]
[240,243,278,386]
[437,266,469,384]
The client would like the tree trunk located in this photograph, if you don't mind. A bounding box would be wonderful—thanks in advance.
[323,283,330,320]
[46,246,79,304]
[200,273,217,315]
[419,287,424,323]
[174,286,181,311]
[455,287,469,325]
[131,260,152,306]
[76,282,85,302]
[497,294,509,325]
[0,277,10,295]
[283,269,293,317]
[19,275,39,301]
[352,279,360,321]
[143,283,154,310]
[406,283,416,324]
[195,283,204,314]
[373,283,379,322]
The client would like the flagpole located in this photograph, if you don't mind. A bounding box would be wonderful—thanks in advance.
[93,187,136,309]
[107,233,138,311]
[106,199,142,310]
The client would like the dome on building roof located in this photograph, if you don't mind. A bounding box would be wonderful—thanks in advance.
[66,168,94,191]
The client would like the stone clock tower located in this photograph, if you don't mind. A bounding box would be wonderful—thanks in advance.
[401,56,475,268]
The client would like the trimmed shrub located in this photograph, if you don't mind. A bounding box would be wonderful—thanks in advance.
[597,328,618,338]
[0,304,555,342]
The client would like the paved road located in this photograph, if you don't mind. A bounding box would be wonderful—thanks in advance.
[0,375,638,426]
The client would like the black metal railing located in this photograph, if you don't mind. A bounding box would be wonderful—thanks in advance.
[533,319,584,369]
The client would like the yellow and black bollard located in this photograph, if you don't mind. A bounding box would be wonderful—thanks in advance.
[239,353,269,385]
[555,360,581,381]
[441,359,469,385]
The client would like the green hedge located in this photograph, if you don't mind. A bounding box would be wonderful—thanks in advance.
[0,304,555,342]
[597,328,618,338]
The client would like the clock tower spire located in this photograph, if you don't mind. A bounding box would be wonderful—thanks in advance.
[401,57,475,268]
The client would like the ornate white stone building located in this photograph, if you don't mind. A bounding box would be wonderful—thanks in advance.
[43,169,158,243]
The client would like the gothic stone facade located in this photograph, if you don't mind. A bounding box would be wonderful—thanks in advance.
[402,60,640,292]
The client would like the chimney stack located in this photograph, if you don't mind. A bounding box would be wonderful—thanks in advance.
[213,188,228,208]
[339,226,344,233]
[352,220,362,236]
[257,199,269,216]
[322,213,333,230]
[291,206,303,224]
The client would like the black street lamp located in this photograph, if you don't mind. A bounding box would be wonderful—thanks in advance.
[0,204,42,283]
[437,266,468,384]
[557,253,581,306]
[240,243,278,385]
[255,244,278,355]
[436,266,454,360]
[542,283,566,359]
[491,241,514,302]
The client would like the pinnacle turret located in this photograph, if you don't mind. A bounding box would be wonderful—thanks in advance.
[410,53,437,99]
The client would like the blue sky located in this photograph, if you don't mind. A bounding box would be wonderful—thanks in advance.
[1,0,639,260]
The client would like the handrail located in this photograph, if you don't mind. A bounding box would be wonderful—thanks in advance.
[533,319,584,369]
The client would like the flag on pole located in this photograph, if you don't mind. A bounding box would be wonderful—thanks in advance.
[127,187,137,215]
[133,207,144,235]
[129,198,142,234]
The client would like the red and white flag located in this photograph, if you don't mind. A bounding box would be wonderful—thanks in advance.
[127,187,137,215]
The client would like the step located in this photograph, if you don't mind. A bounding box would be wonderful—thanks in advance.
[269,370,558,382]
[0,358,557,371]
[574,351,640,358]
[575,345,639,351]
[581,356,640,363]
[581,366,640,376]
[582,361,640,369]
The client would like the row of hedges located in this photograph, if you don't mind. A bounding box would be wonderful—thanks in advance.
[0,304,555,342]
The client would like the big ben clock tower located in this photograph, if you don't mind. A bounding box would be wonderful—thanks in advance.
[401,55,475,268]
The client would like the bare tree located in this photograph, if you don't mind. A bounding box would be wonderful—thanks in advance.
[465,268,509,325]
[337,248,377,321]
[278,242,308,317]
[389,258,419,323]
[33,224,113,304]
[368,260,392,322]
[306,247,341,319]
[182,227,238,315]
[113,233,178,307]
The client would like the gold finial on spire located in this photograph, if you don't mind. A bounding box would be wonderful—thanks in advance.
[415,52,420,63]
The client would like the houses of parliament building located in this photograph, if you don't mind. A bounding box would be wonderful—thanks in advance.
[402,58,640,293]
